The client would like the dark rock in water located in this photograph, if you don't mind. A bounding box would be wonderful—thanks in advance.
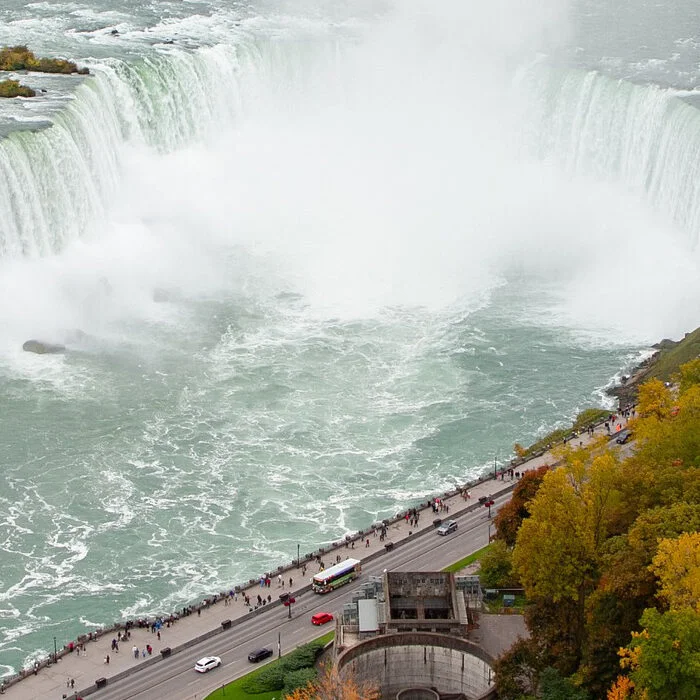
[22,339,66,354]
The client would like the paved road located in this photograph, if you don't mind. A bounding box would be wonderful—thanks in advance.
[95,493,508,700]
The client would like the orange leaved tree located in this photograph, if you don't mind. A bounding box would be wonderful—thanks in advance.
[284,663,380,700]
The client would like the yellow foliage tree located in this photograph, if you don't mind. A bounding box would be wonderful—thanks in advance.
[284,663,380,700]
[513,451,622,602]
[636,379,673,421]
[649,532,700,612]
[678,357,700,396]
[514,442,527,459]
[513,467,595,602]
[607,675,634,700]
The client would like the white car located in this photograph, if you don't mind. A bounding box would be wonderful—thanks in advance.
[195,655,222,673]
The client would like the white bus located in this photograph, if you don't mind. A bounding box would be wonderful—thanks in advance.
[312,558,362,594]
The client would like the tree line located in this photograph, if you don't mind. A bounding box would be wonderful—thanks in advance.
[480,359,700,699]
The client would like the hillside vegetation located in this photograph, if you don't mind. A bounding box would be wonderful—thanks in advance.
[491,357,700,700]
[608,326,700,405]
[0,79,35,97]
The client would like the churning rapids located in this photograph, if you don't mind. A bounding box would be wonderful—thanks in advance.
[0,0,698,674]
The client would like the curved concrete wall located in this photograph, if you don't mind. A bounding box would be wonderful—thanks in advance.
[337,633,495,700]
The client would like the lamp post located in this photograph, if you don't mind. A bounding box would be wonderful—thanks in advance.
[53,636,57,663]
[297,543,300,568]
[494,454,497,479]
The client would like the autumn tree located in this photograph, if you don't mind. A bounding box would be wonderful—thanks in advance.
[636,379,673,421]
[284,662,380,700]
[499,364,700,699]
[513,453,622,603]
[677,357,700,395]
[649,532,700,612]
[578,502,700,692]
[494,465,549,546]
[607,676,634,700]
[633,387,700,474]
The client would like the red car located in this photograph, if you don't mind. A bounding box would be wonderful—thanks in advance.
[311,612,334,626]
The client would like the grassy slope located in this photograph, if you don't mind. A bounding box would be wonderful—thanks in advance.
[442,544,493,573]
[645,327,700,382]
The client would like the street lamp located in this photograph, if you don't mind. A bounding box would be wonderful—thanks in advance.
[494,454,497,479]
[53,636,57,663]
[297,543,300,568]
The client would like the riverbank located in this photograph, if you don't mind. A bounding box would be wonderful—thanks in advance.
[0,411,628,700]
[607,326,700,406]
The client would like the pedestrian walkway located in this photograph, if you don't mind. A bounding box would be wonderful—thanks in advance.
[0,411,630,700]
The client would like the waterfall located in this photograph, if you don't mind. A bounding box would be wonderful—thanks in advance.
[522,64,700,246]
[4,33,700,260]
[0,31,341,259]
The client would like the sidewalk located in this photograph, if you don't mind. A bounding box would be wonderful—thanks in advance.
[1,412,629,700]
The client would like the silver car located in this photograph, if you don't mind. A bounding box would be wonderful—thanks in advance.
[437,520,458,535]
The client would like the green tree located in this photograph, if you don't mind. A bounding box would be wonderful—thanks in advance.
[479,539,515,588]
[539,667,589,700]
[620,608,700,700]
[524,597,583,675]
[493,637,544,700]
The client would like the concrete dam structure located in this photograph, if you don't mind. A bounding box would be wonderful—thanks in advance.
[336,632,495,700]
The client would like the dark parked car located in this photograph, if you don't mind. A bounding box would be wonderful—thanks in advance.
[615,429,633,444]
[248,647,273,663]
